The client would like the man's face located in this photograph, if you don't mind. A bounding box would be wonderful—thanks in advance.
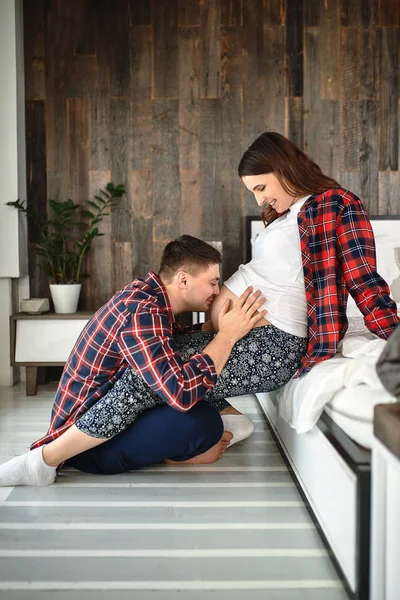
[184,264,221,312]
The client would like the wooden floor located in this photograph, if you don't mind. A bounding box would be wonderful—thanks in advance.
[0,383,349,599]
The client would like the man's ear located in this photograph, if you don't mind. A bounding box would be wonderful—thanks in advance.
[176,270,188,290]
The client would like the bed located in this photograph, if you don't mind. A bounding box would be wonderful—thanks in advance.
[245,214,400,600]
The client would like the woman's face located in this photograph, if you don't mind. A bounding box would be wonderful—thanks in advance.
[242,173,298,214]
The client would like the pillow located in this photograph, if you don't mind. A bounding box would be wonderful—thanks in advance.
[347,225,400,317]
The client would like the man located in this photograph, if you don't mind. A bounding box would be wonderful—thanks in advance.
[0,235,266,486]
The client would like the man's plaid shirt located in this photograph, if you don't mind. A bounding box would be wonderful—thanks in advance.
[296,187,399,376]
[31,273,217,448]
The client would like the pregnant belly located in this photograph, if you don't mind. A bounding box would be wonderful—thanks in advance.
[209,285,270,332]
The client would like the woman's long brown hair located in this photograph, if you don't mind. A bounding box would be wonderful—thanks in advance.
[238,132,340,225]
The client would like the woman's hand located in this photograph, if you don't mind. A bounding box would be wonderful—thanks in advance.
[217,287,267,344]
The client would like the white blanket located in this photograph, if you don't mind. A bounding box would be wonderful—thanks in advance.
[269,319,398,434]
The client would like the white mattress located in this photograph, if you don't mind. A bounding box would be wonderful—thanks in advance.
[265,317,399,449]
[325,387,377,449]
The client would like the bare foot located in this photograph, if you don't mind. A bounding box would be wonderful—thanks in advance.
[165,431,233,465]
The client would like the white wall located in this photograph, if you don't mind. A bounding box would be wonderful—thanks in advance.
[0,0,28,385]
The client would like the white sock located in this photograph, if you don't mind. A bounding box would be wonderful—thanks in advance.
[221,414,255,448]
[0,447,56,487]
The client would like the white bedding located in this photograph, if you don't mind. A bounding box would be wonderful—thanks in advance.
[267,317,398,448]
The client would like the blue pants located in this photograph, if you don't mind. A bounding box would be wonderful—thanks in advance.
[67,401,223,475]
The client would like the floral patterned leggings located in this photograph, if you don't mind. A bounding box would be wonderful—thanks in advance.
[75,325,308,439]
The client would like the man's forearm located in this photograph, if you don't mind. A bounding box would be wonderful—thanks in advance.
[203,332,236,375]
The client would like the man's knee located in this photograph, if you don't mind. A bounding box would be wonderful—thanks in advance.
[168,402,223,461]
[184,402,223,444]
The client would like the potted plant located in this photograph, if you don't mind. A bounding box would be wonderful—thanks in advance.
[7,182,125,313]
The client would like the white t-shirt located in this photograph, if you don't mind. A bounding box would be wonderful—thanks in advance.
[224,196,310,338]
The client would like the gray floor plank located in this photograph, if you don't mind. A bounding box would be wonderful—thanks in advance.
[7,484,301,503]
[0,556,341,582]
[0,504,314,524]
[0,527,327,551]
[0,591,350,600]
[0,383,347,597]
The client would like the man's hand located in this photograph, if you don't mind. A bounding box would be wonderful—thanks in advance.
[217,287,267,345]
[201,320,214,332]
[203,287,267,375]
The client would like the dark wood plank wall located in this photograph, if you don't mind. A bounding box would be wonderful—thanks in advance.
[24,0,400,309]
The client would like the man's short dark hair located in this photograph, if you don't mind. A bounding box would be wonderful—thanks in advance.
[159,235,221,281]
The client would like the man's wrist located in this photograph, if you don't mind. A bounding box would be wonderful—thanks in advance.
[215,330,236,347]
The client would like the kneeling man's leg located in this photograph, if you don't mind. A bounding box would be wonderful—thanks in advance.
[67,402,225,475]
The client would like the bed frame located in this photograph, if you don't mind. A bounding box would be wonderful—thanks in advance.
[255,391,370,600]
[244,213,400,599]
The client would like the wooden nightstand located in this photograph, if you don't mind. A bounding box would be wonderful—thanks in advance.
[10,311,94,395]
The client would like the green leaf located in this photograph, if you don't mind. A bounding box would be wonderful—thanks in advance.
[87,200,100,210]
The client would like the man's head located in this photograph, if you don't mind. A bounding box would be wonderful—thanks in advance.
[159,235,222,314]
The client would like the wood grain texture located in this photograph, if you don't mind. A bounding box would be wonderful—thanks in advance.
[319,100,340,182]
[85,170,113,308]
[378,0,400,26]
[243,0,265,148]
[263,26,285,137]
[129,0,152,25]
[109,98,132,242]
[23,0,45,100]
[72,0,96,55]
[66,98,89,205]
[379,171,400,214]
[360,99,379,213]
[25,101,48,299]
[201,0,221,98]
[339,171,361,198]
[112,241,133,292]
[320,0,340,100]
[179,0,200,25]
[221,0,243,26]
[130,169,153,278]
[285,0,303,97]
[286,97,304,150]
[179,26,201,170]
[45,1,74,95]
[23,0,400,310]
[340,0,378,28]
[340,0,379,28]
[378,27,398,170]
[303,0,319,26]
[152,0,179,99]
[130,26,153,169]
[200,98,223,239]
[152,100,180,242]
[96,0,130,97]
[220,26,243,277]
[360,28,378,99]
[263,0,284,25]
[89,92,110,171]
[180,169,202,238]
[303,27,321,163]
[340,0,361,27]
[339,27,360,171]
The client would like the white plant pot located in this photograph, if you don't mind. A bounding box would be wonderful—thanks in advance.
[49,284,81,314]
